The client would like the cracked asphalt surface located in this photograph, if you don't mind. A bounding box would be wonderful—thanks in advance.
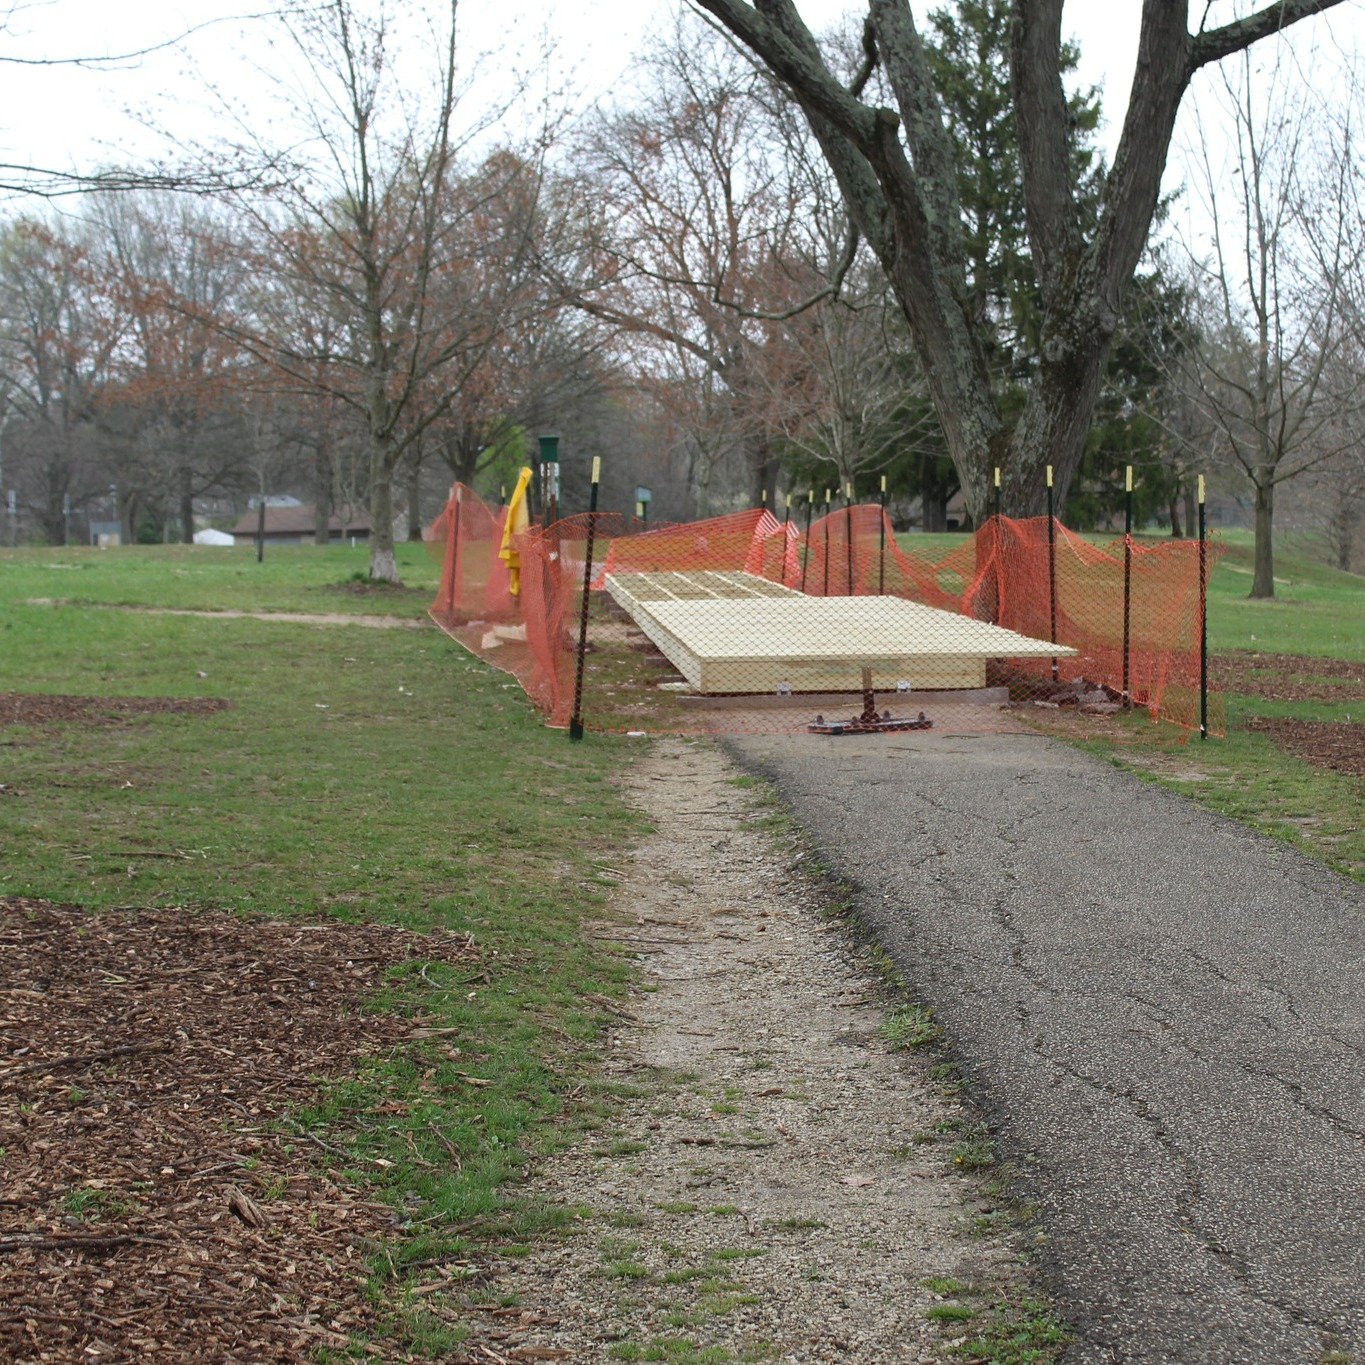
[724,726,1365,1364]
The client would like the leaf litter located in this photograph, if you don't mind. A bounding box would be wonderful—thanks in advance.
[0,896,479,1362]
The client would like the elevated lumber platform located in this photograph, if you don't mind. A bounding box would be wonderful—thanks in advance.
[605,570,1075,695]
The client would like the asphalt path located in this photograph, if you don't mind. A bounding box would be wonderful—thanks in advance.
[724,725,1365,1364]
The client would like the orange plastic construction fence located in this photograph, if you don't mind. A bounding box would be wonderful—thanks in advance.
[427,485,1224,738]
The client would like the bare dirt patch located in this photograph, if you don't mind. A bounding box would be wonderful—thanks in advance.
[1212,650,1365,703]
[1242,717,1365,780]
[0,693,231,727]
[450,739,1028,1364]
[0,897,479,1363]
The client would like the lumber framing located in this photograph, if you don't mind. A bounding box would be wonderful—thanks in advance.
[605,571,1075,694]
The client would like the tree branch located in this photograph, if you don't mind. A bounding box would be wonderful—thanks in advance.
[1189,0,1347,73]
[1010,0,1079,306]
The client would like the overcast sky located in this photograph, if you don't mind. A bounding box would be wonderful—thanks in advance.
[0,0,1358,210]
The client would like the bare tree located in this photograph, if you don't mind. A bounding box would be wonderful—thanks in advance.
[0,5,279,199]
[689,0,1347,522]
[208,0,552,582]
[87,192,254,541]
[1170,46,1365,596]
[555,11,856,512]
[0,218,120,542]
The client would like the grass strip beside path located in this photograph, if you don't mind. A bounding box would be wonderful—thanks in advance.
[0,543,648,1356]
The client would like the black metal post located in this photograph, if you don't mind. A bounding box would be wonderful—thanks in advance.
[1047,466,1058,680]
[992,467,1002,625]
[537,434,559,526]
[991,468,1002,625]
[781,503,793,587]
[1123,466,1133,709]
[878,475,887,595]
[1199,476,1208,741]
[845,491,855,596]
[822,489,831,596]
[800,491,814,593]
[568,458,601,742]
[256,496,266,564]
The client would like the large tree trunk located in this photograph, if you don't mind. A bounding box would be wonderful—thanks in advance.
[368,437,400,583]
[1250,472,1274,598]
[313,433,331,545]
[693,0,1341,526]
[179,466,195,545]
[406,451,424,542]
[749,437,781,509]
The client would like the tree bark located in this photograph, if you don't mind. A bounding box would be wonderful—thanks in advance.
[179,466,194,545]
[1250,472,1275,598]
[368,436,399,583]
[406,451,424,542]
[313,431,331,545]
[693,0,1345,523]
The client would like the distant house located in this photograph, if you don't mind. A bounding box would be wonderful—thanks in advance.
[230,505,372,546]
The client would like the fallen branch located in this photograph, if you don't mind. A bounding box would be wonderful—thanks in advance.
[0,1042,168,1078]
[0,1232,169,1254]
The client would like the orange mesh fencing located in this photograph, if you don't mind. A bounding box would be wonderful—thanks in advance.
[428,485,1225,738]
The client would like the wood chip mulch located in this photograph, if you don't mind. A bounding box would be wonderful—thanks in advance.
[0,694,231,727]
[1242,717,1365,780]
[0,896,480,1363]
[1211,651,1365,704]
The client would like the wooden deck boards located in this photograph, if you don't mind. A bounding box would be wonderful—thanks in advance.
[605,571,1076,695]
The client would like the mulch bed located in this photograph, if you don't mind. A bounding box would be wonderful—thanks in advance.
[0,897,480,1363]
[1211,651,1365,704]
[0,694,231,727]
[1206,654,1365,777]
[1242,718,1365,780]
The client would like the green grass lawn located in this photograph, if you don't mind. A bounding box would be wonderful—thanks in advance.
[0,542,648,1351]
[1204,529,1364,659]
[2,539,440,617]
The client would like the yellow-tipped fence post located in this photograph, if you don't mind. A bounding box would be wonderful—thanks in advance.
[1199,474,1209,741]
[569,456,601,742]
[878,473,888,595]
[1046,464,1058,680]
[1123,465,1134,709]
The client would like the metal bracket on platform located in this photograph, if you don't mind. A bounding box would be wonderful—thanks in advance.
[808,668,932,735]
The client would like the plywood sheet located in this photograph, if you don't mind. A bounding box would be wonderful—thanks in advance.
[605,571,1075,695]
[608,570,801,602]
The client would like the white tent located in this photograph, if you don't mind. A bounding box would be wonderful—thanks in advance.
[192,528,236,546]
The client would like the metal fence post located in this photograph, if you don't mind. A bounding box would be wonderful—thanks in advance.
[878,474,887,595]
[1199,474,1209,741]
[569,457,601,742]
[844,482,855,595]
[822,488,832,596]
[1123,465,1133,709]
[800,491,814,593]
[1047,465,1058,680]
[992,467,1002,625]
